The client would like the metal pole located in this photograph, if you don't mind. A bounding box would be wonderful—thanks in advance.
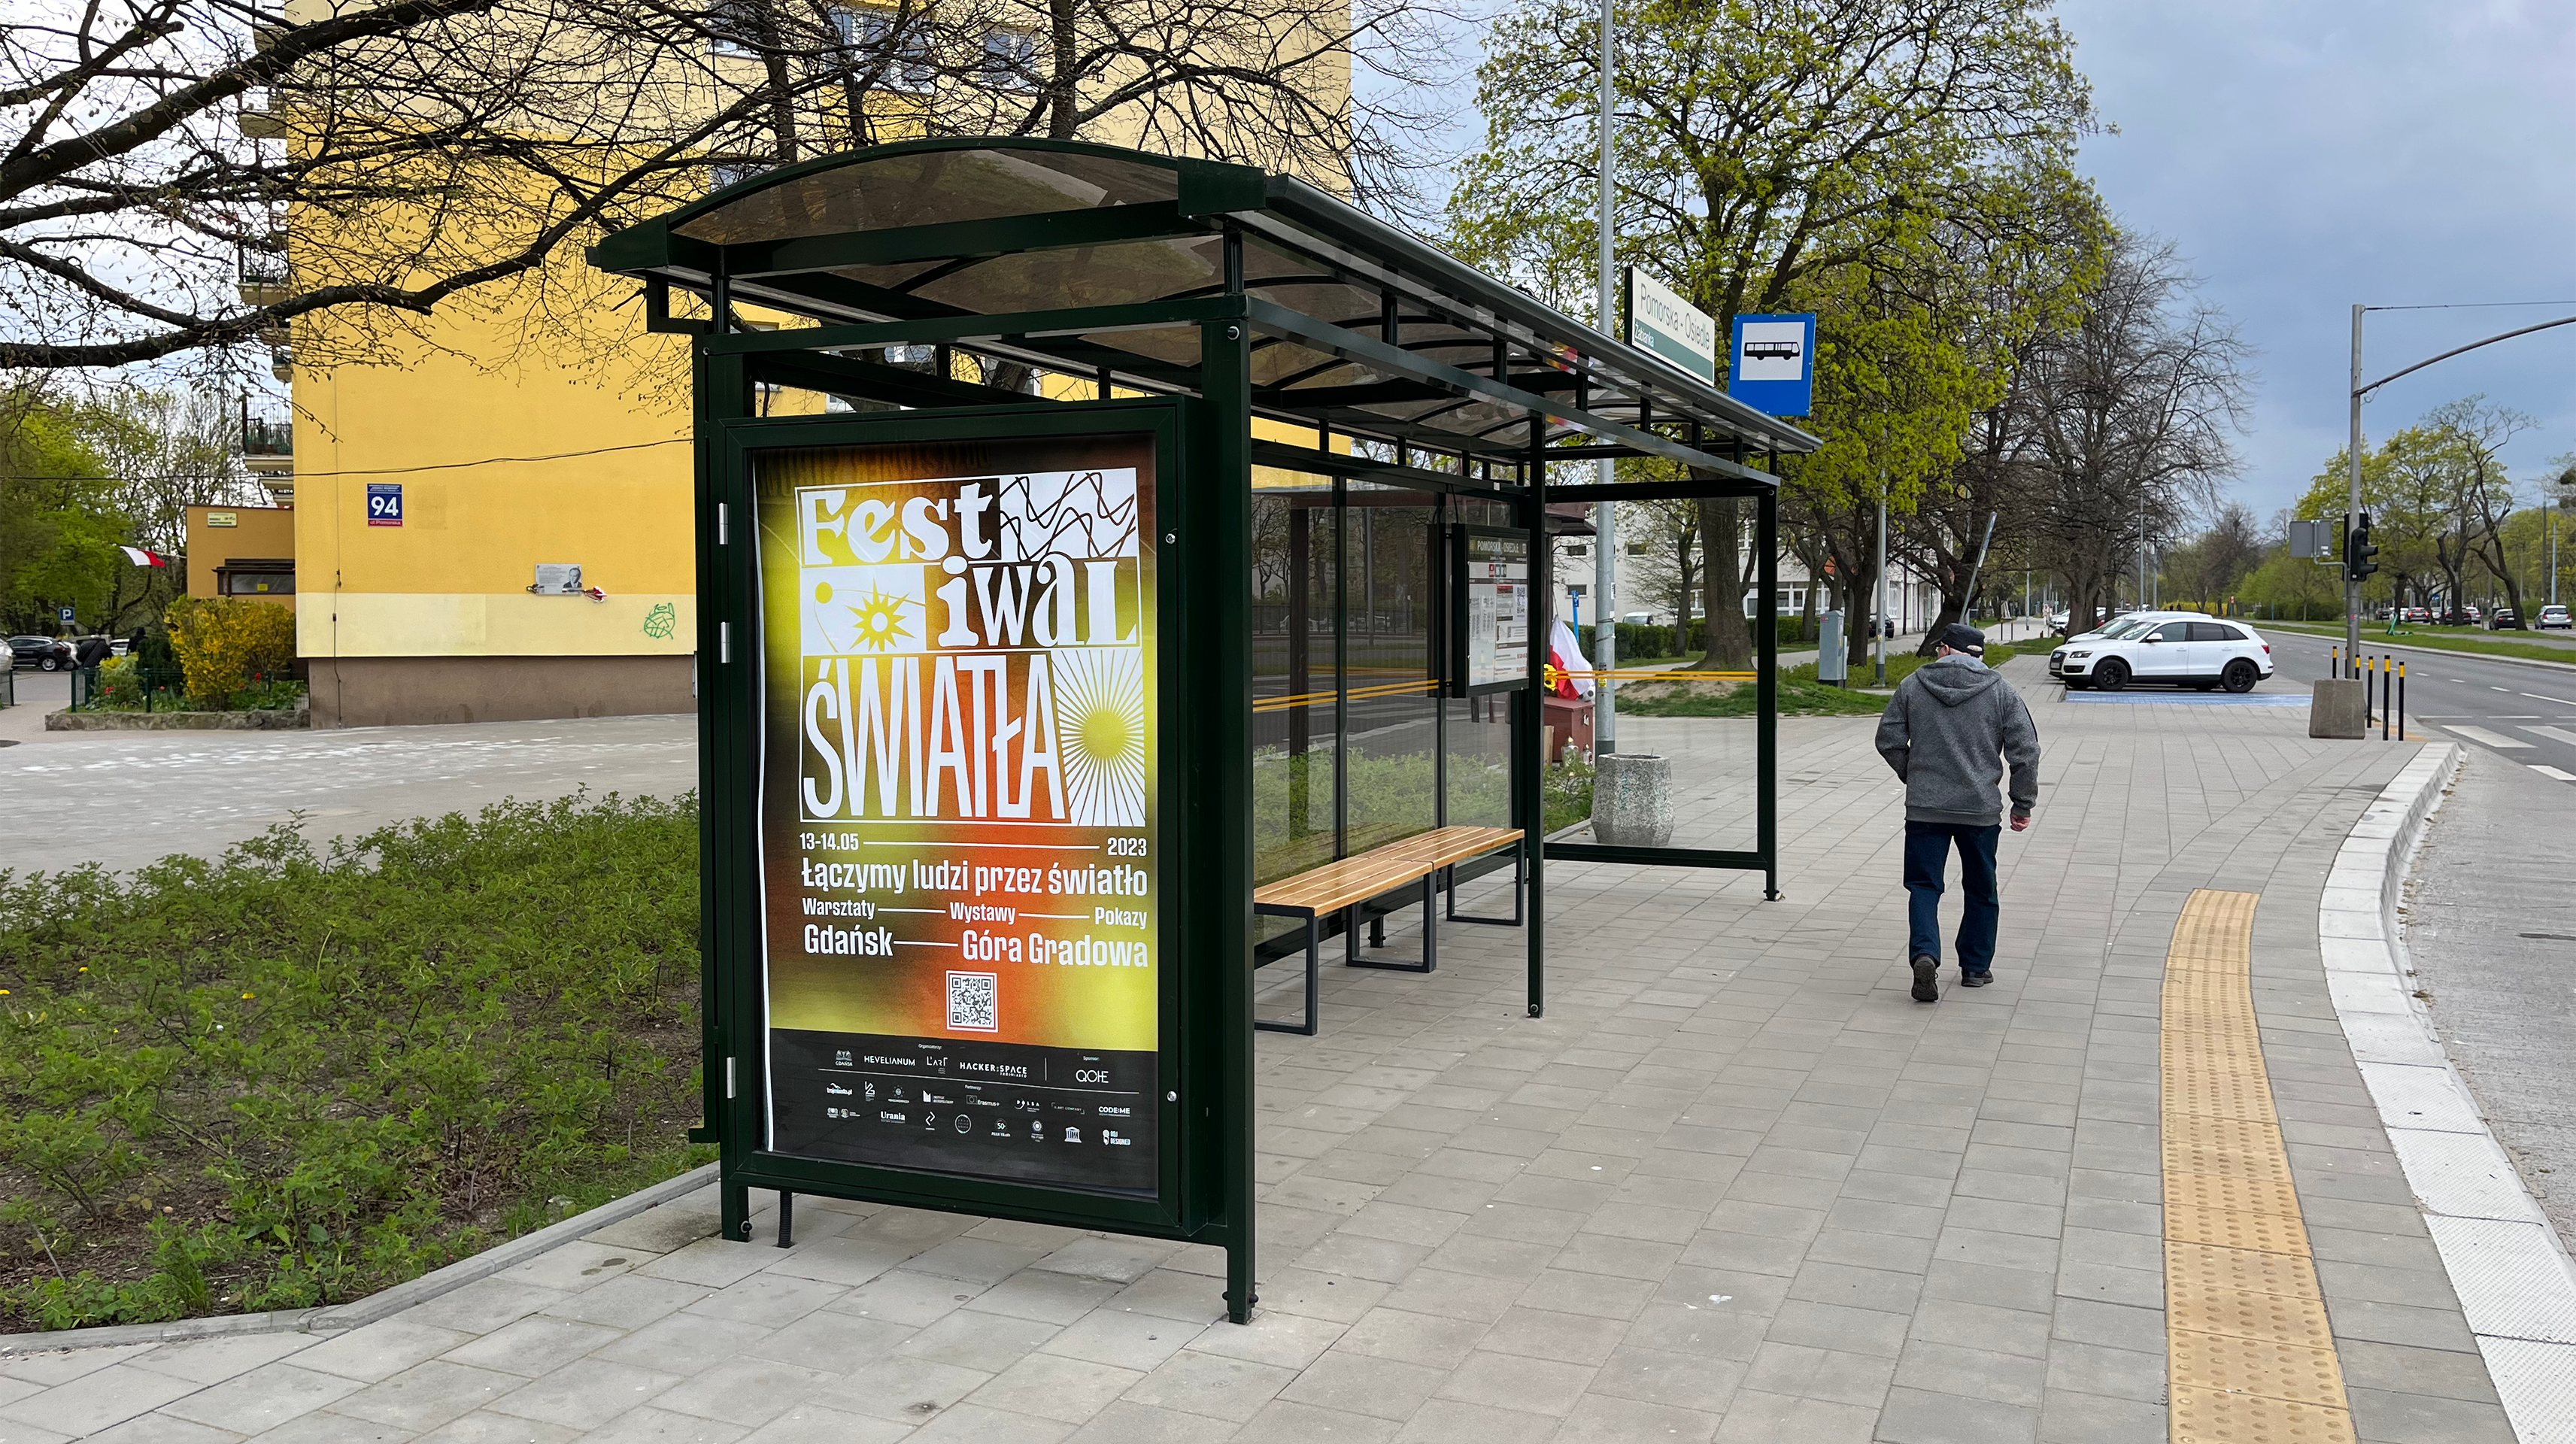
[1961,511,1998,633]
[1591,0,1617,755]
[2347,304,2365,667]
[1874,496,1888,685]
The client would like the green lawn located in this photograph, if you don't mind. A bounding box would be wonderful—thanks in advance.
[0,795,712,1332]
[1618,641,2025,717]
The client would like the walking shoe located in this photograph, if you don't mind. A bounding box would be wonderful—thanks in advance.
[1961,971,1993,987]
[1910,955,1940,1003]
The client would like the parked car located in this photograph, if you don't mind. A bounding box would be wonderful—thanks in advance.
[2538,605,2571,631]
[2050,615,2274,693]
[2490,607,2525,631]
[2401,606,2431,624]
[2465,605,2483,623]
[7,635,71,671]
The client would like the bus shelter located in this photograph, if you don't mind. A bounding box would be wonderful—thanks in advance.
[590,138,1819,1323]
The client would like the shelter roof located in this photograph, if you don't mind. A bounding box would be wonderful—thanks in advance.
[592,139,1818,481]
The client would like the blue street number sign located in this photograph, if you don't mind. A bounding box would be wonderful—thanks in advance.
[1728,313,1817,417]
[366,483,404,526]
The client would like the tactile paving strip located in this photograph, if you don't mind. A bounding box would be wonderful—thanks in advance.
[2164,889,2358,1443]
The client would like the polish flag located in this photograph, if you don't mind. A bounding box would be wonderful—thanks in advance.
[119,545,171,568]
[1547,617,1594,699]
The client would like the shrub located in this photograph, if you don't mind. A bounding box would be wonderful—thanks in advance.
[163,597,296,710]
[0,793,708,1330]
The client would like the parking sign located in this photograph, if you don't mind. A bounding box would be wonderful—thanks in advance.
[366,483,403,526]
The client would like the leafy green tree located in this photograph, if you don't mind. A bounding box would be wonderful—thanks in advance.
[1445,0,2095,669]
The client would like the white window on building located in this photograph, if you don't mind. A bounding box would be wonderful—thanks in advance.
[836,8,936,90]
[976,29,1039,90]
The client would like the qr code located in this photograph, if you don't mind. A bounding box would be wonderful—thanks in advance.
[947,972,1000,1032]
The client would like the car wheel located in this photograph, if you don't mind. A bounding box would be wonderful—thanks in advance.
[2223,659,2259,693]
[2094,658,2128,691]
[38,656,59,672]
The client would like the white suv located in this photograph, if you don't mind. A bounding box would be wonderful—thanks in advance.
[2050,614,2274,693]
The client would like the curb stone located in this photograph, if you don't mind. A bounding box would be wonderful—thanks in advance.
[2323,743,2576,1439]
[0,1163,717,1358]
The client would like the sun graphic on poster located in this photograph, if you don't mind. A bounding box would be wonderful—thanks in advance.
[842,585,910,651]
[1051,648,1147,827]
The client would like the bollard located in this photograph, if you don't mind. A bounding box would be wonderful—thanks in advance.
[2398,661,2407,739]
[2380,657,2390,740]
[2331,645,2341,680]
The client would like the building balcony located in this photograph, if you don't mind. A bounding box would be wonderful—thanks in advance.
[238,250,291,305]
[269,345,293,382]
[240,98,287,139]
[242,414,293,476]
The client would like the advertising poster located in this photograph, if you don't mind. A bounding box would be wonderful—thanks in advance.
[755,434,1159,1197]
[1458,529,1531,692]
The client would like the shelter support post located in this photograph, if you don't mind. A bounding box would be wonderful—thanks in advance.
[1203,308,1259,1324]
[1758,478,1780,900]
[1523,432,1548,1019]
[699,342,759,1249]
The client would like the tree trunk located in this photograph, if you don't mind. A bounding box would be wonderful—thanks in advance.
[1689,493,1752,669]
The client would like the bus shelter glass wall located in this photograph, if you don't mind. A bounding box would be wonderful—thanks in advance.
[1343,481,1442,856]
[1443,496,1514,830]
[1251,472,1340,898]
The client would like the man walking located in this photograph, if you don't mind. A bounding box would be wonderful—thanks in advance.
[1875,623,2040,1001]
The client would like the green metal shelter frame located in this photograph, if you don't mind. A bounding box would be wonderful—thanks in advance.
[592,138,1819,1322]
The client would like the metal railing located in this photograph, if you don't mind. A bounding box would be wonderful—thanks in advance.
[241,414,293,457]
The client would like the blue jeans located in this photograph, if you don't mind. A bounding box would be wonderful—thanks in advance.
[1905,821,2001,975]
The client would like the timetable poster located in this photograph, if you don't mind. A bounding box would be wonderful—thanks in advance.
[754,435,1159,1197]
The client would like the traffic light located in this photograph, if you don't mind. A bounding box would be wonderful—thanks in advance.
[2348,514,2380,581]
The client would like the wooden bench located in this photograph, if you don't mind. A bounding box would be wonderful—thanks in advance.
[1252,824,1525,1035]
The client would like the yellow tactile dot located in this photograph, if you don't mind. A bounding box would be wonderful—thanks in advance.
[2168,1276,2339,1348]
[2168,1204,2313,1256]
[2170,1330,2350,1408]
[2171,1385,2358,1444]
[2167,1241,2325,1300]
[2165,1172,2305,1218]
[2162,890,2357,1443]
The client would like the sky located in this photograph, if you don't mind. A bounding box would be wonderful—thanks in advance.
[2017,0,2576,520]
[1391,0,2576,529]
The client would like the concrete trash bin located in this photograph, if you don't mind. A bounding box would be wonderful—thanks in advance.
[1592,753,1674,847]
[2310,678,2366,739]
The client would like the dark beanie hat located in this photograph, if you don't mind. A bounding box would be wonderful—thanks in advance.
[1938,623,1986,656]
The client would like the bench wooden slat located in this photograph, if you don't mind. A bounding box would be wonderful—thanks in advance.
[1254,824,1523,916]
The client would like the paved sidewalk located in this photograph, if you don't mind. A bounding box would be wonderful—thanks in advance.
[0,656,2507,1442]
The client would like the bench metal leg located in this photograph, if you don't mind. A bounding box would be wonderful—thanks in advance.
[1446,842,1525,927]
[776,1190,795,1248]
[1254,906,1320,1036]
[1347,876,1436,974]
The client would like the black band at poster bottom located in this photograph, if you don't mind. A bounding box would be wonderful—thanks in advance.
[768,1029,1159,1197]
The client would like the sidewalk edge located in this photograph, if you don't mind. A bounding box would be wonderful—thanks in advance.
[2325,743,2576,1436]
[0,1163,718,1358]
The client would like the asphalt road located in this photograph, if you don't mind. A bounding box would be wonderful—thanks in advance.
[2245,628,2576,1249]
[2265,626,2576,778]
[2,708,697,876]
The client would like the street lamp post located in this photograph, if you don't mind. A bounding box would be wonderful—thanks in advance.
[1590,0,1618,755]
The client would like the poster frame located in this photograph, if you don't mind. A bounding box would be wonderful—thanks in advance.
[698,395,1251,1295]
[1450,523,1534,699]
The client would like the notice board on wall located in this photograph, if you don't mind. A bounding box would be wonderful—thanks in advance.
[1454,526,1531,696]
[754,432,1161,1198]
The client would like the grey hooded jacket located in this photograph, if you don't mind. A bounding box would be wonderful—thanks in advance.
[1874,654,2040,827]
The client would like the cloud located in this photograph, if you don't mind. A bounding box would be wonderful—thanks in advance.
[2060,0,2576,515]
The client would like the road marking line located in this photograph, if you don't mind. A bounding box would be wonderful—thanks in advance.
[2522,727,2576,747]
[2445,725,2535,749]
[2164,890,2356,1443]
[2526,694,2576,705]
[2529,765,2576,783]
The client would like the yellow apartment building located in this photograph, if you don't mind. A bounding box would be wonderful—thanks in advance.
[265,4,1350,729]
